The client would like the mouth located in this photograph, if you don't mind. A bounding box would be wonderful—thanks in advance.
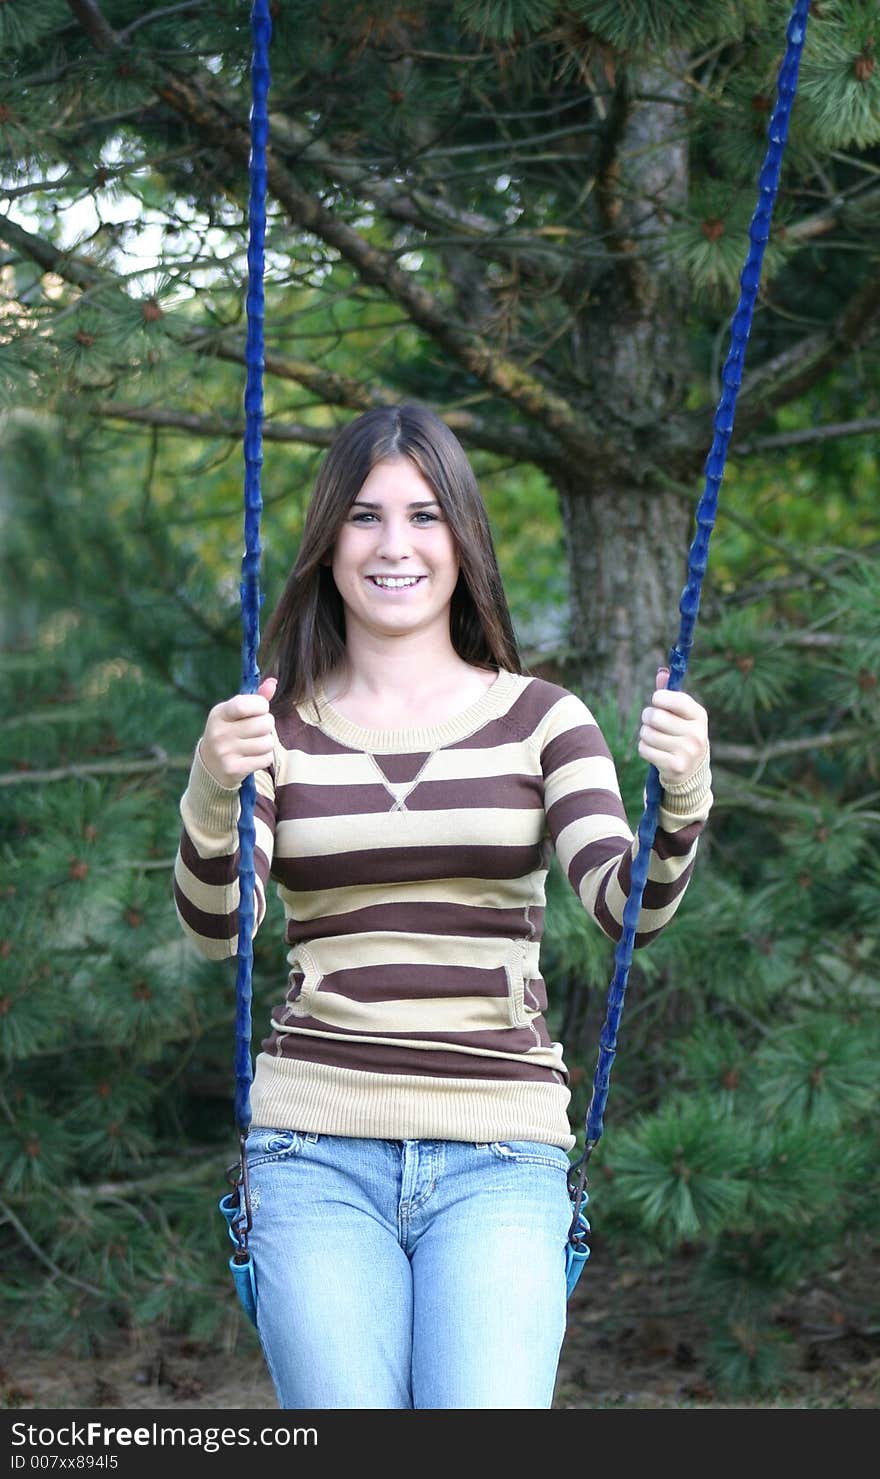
[366,576,427,591]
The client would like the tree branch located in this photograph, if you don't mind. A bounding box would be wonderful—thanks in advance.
[88,391,556,464]
[0,1195,105,1299]
[91,402,334,446]
[711,728,864,764]
[664,267,880,472]
[0,754,194,787]
[266,110,587,290]
[733,270,880,441]
[135,68,605,469]
[2,212,558,467]
[65,0,117,52]
[736,417,880,456]
[0,213,106,293]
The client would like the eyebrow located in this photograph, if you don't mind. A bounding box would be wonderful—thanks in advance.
[351,499,440,509]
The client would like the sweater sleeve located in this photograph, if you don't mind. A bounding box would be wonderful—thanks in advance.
[172,740,279,960]
[539,689,712,949]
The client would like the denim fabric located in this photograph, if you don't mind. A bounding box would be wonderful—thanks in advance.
[244,1127,573,1409]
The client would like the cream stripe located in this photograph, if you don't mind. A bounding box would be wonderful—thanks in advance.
[278,991,515,1034]
[254,814,274,864]
[646,848,698,883]
[604,870,682,931]
[553,810,633,870]
[174,855,265,929]
[540,693,602,739]
[175,920,234,961]
[297,931,537,976]
[544,753,620,795]
[276,805,544,858]
[277,737,537,785]
[267,1021,559,1066]
[174,853,236,913]
[277,872,539,914]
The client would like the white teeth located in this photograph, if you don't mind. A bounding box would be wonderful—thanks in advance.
[370,576,422,588]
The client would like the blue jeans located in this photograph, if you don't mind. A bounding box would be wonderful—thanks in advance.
[244,1128,573,1409]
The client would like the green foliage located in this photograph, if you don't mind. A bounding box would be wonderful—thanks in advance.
[1,0,879,1403]
[798,2,880,149]
[454,0,557,42]
[574,0,757,51]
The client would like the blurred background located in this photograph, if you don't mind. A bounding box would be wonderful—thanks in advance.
[1,0,878,1406]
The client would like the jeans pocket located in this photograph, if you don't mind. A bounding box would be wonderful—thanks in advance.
[488,1140,571,1172]
[245,1126,316,1168]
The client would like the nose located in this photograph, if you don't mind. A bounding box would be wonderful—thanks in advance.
[375,517,415,562]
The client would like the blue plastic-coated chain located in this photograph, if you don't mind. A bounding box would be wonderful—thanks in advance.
[233,0,272,1137]
[580,0,811,1156]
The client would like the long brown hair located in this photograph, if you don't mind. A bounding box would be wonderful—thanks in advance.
[258,403,524,719]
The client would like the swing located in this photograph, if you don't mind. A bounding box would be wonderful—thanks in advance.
[220,0,813,1326]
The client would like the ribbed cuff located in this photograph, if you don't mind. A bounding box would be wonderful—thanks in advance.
[659,743,713,817]
[179,742,241,835]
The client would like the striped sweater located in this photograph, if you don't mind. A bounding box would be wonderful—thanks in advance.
[173,668,712,1150]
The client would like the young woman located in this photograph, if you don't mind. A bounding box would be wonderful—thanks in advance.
[172,403,711,1410]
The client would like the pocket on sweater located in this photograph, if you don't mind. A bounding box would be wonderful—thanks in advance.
[503,940,528,1027]
[280,945,323,1020]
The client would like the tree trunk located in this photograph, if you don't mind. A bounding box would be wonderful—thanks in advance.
[556,476,691,716]
[556,60,695,717]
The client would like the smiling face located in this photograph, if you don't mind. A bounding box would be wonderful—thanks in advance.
[326,456,461,646]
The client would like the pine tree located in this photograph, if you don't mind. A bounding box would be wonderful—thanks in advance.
[1,1,879,1396]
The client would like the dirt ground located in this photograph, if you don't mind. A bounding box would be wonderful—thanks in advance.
[1,1250,877,1411]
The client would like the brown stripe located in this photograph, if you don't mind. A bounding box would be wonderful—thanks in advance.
[270,1013,549,1057]
[276,717,363,757]
[178,828,239,885]
[500,675,577,740]
[593,865,623,943]
[307,963,511,1003]
[255,792,277,830]
[532,1015,553,1048]
[261,1031,565,1084]
[276,778,392,819]
[633,923,664,949]
[567,836,631,895]
[275,770,544,821]
[605,848,694,910]
[406,772,543,812]
[593,860,690,946]
[373,753,433,783]
[653,819,705,859]
[642,860,694,910]
[446,710,542,750]
[270,842,544,893]
[541,722,611,776]
[284,901,546,947]
[547,787,628,835]
[173,879,237,941]
[523,977,548,1012]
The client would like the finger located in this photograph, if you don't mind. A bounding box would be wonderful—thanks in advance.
[233,733,279,757]
[648,689,703,717]
[232,716,276,740]
[258,676,278,700]
[220,694,272,720]
[641,705,692,736]
[655,666,670,691]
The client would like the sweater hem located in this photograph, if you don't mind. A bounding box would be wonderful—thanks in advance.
[249,1054,576,1151]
